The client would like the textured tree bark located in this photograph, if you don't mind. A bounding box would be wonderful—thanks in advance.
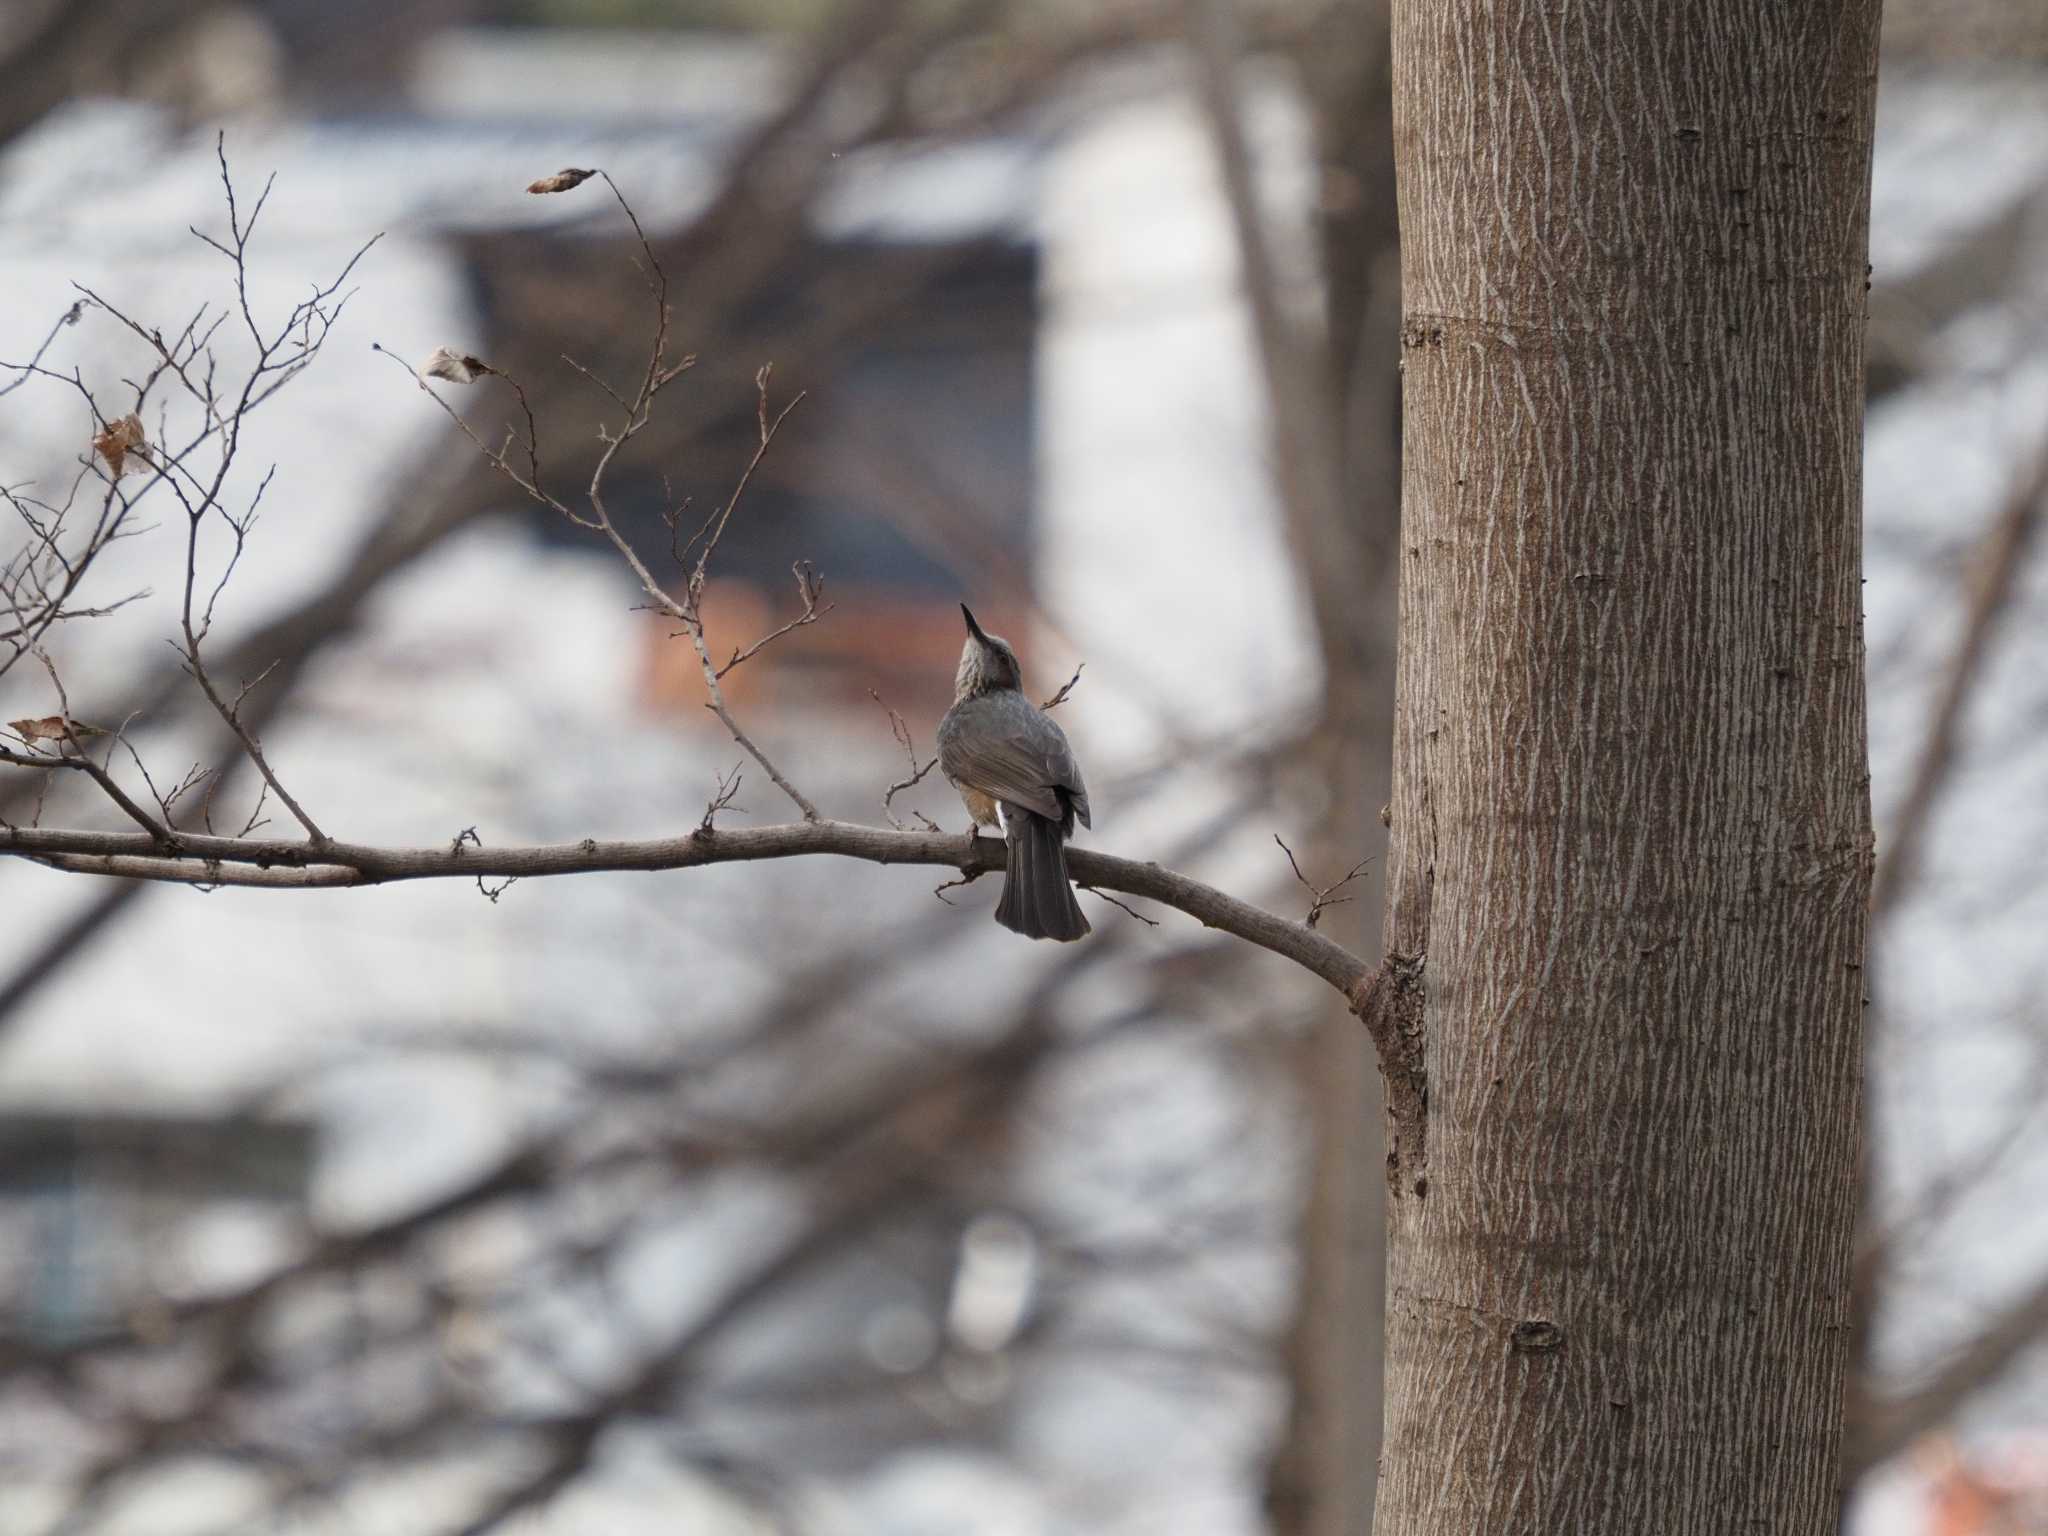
[1375,3,1881,1531]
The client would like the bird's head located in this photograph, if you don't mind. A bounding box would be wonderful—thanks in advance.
[956,604,1023,698]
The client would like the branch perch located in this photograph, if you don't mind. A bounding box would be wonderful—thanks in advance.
[0,818,1405,1069]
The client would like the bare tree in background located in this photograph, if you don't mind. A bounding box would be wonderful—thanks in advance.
[1185,2,1400,1530]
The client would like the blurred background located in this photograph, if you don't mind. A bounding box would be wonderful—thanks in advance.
[0,2,2043,1533]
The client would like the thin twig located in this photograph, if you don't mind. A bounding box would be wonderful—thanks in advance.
[933,870,979,905]
[672,371,819,820]
[1274,833,1374,929]
[0,299,83,401]
[701,765,746,830]
[1082,886,1160,927]
[870,688,941,830]
[715,562,833,679]
[17,652,176,845]
[382,175,823,823]
[89,134,381,847]
[1040,662,1084,711]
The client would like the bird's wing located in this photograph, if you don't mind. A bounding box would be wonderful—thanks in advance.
[940,735,1066,823]
[1035,712,1089,829]
[938,698,1071,824]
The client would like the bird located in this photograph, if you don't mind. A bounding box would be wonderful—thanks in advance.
[936,605,1092,942]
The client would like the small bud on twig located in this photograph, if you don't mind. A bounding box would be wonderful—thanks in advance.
[526,168,598,195]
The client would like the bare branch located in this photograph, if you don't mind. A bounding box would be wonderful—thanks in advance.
[0,817,1399,1051]
[72,287,231,429]
[1082,886,1161,928]
[1274,833,1373,929]
[1039,661,1084,712]
[0,298,83,401]
[10,651,177,845]
[24,137,384,848]
[933,867,980,905]
[384,195,820,824]
[683,367,807,597]
[1846,1266,2048,1476]
[1871,420,2048,921]
[669,373,819,820]
[870,689,942,830]
[715,562,833,679]
[701,764,746,830]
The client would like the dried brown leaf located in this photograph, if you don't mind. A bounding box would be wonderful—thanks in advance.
[92,413,148,477]
[526,168,597,195]
[10,715,106,746]
[420,347,494,385]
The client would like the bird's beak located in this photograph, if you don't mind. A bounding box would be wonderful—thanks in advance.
[960,604,988,643]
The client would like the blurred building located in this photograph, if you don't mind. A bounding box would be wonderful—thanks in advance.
[0,1113,313,1348]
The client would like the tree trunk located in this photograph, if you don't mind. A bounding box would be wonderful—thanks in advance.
[1375,3,1881,1531]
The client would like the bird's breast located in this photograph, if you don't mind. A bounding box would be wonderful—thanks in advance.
[950,780,1002,829]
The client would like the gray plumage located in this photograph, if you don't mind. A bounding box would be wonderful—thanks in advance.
[937,605,1091,942]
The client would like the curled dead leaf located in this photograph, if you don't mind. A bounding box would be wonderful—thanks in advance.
[92,413,149,477]
[420,347,494,385]
[526,168,597,195]
[10,715,106,747]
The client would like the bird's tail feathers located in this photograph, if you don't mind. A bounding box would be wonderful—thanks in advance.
[996,811,1090,942]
